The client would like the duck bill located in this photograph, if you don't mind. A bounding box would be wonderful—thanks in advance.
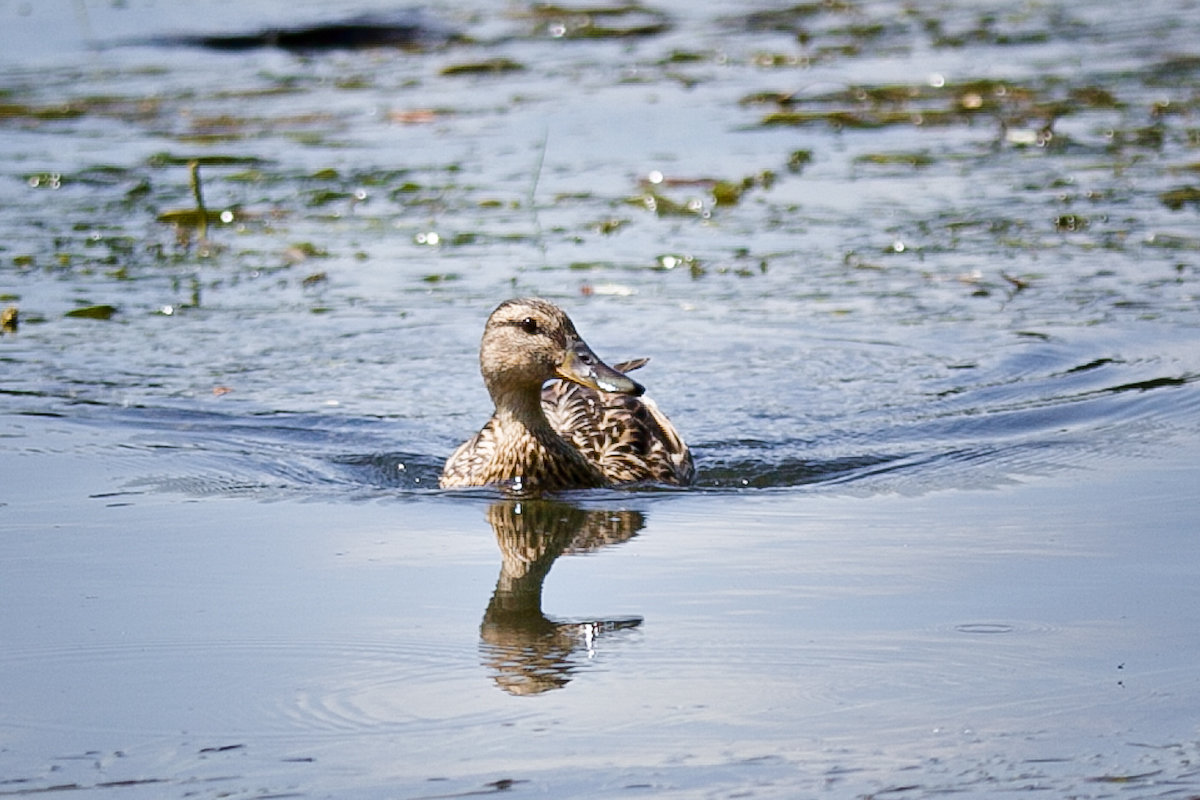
[557,340,645,396]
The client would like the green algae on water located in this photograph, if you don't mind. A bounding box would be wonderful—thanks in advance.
[441,58,525,76]
[1160,186,1200,211]
[65,304,119,320]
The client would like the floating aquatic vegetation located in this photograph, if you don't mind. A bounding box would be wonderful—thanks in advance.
[1143,54,1200,86]
[522,4,671,39]
[155,209,233,227]
[0,94,171,128]
[655,254,703,277]
[24,172,63,189]
[854,152,935,168]
[0,101,86,122]
[787,150,813,173]
[760,109,893,129]
[65,304,118,320]
[285,243,330,263]
[304,189,356,208]
[334,76,375,90]
[73,165,138,186]
[146,153,272,169]
[226,169,269,185]
[711,181,746,206]
[440,58,525,76]
[1159,186,1200,211]
[661,50,708,65]
[628,170,775,217]
[747,76,1116,140]
[734,2,854,33]
[1069,86,1122,108]
[156,162,219,238]
[1107,124,1165,151]
[1054,214,1089,232]
[592,218,629,235]
[626,190,703,217]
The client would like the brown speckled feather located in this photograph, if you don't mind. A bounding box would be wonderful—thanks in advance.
[441,414,606,491]
[541,360,694,486]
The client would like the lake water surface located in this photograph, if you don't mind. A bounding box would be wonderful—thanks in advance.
[3,1,1200,797]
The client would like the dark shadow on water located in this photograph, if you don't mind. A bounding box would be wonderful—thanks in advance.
[693,439,903,489]
[109,11,463,53]
[479,500,645,695]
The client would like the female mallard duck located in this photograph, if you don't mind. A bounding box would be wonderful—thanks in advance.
[440,298,694,491]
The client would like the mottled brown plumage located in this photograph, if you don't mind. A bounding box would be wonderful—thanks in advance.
[440,298,693,492]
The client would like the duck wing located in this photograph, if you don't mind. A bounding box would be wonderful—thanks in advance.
[440,421,498,488]
[542,359,694,486]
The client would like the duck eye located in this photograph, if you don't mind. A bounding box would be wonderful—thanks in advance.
[518,317,539,335]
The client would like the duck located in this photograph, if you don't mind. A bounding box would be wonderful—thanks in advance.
[440,298,694,491]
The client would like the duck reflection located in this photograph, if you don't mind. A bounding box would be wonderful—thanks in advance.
[480,500,645,695]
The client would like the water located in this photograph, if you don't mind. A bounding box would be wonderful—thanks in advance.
[2,0,1200,797]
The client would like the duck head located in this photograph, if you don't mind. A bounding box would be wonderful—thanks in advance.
[479,298,644,399]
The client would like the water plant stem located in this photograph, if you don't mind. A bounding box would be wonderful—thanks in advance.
[189,160,208,240]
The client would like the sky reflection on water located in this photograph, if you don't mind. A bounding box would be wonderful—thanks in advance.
[2,0,1200,796]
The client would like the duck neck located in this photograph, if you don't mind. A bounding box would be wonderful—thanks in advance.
[489,381,556,438]
[484,379,604,490]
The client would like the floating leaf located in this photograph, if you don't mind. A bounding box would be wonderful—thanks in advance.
[593,218,628,235]
[787,149,813,173]
[1160,185,1200,211]
[440,58,525,76]
[711,180,744,205]
[761,110,887,129]
[0,101,85,120]
[525,4,670,39]
[146,152,271,168]
[855,152,934,167]
[65,304,118,320]
[304,189,352,207]
[627,191,702,217]
[287,242,329,260]
[156,209,229,228]
[1054,214,1088,232]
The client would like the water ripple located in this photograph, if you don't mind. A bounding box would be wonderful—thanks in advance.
[0,637,495,738]
[6,332,1196,500]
